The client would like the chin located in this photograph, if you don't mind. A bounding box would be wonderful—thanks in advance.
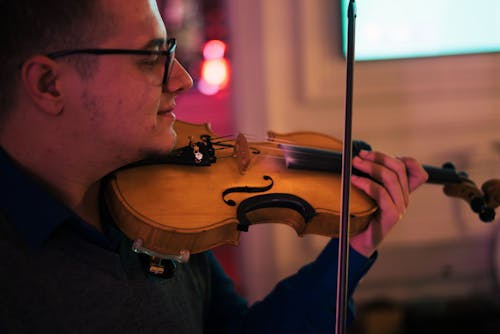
[136,126,177,161]
[165,127,177,152]
[157,133,177,156]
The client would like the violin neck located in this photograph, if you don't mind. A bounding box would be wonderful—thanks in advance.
[279,144,465,186]
[423,164,465,185]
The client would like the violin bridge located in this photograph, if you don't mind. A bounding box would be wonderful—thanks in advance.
[234,133,251,174]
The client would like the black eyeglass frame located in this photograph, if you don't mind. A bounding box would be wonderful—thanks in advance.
[44,38,177,86]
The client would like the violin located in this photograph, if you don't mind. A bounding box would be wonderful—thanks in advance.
[104,120,499,260]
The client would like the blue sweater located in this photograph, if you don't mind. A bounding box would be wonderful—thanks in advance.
[0,149,375,333]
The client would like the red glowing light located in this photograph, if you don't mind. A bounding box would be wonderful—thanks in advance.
[201,58,230,87]
[202,40,227,59]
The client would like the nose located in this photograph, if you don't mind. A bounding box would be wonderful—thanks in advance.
[163,59,193,94]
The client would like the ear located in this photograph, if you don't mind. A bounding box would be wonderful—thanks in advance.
[20,55,65,115]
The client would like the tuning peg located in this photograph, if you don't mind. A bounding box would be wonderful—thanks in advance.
[479,208,495,223]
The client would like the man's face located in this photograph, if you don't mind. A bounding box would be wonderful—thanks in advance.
[61,0,193,166]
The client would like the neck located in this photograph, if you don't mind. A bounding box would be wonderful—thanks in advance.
[69,180,104,232]
[34,165,105,231]
[0,104,129,232]
[1,142,109,232]
[39,168,106,231]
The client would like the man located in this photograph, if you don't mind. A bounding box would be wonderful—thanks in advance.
[0,1,428,333]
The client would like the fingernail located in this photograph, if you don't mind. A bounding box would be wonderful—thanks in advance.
[358,150,369,157]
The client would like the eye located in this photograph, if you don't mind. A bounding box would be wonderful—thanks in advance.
[141,51,162,67]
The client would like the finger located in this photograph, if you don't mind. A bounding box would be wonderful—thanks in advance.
[353,150,409,210]
[359,151,410,201]
[398,156,429,192]
[351,174,402,225]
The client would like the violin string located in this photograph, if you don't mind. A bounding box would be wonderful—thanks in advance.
[210,132,261,141]
[211,140,342,160]
[212,138,235,144]
[206,133,343,161]
[201,133,499,167]
[211,134,234,141]
[212,143,342,163]
[203,136,499,193]
[216,152,286,162]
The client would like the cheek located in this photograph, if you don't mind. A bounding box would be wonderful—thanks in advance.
[79,86,156,142]
[110,88,174,149]
[125,88,162,129]
[100,85,158,124]
[79,76,173,157]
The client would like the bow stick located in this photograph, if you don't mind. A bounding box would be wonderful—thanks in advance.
[336,1,356,333]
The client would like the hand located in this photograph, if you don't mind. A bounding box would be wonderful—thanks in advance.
[348,150,428,257]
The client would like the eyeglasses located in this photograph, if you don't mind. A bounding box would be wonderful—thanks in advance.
[45,38,177,86]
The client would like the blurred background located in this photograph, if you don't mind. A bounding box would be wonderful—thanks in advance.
[156,0,500,332]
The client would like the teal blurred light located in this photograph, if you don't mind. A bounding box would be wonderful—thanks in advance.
[341,0,500,60]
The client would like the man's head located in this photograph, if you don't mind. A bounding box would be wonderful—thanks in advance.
[1,0,193,171]
[0,0,111,114]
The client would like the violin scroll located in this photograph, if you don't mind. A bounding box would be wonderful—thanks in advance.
[482,179,500,220]
[438,163,498,222]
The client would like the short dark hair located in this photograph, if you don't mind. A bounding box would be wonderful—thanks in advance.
[0,0,113,113]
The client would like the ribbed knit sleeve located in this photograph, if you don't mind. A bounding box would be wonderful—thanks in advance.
[206,238,377,333]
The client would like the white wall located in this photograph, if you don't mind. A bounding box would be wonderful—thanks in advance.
[227,0,500,303]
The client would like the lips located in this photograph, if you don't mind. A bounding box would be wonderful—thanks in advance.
[158,103,176,115]
[157,109,171,115]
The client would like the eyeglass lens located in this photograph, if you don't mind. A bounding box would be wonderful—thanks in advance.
[162,39,176,86]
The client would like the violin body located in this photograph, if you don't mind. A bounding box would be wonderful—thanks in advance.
[105,120,376,256]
